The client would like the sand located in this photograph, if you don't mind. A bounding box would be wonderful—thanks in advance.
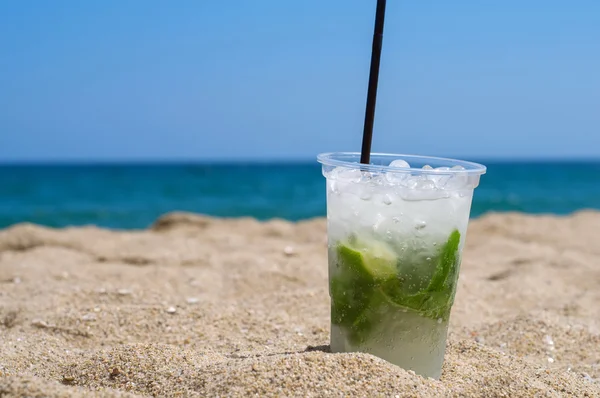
[0,211,599,397]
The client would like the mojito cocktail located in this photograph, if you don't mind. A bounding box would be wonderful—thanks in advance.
[318,152,486,379]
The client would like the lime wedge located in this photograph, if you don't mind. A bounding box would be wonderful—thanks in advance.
[330,238,397,330]
[336,237,398,282]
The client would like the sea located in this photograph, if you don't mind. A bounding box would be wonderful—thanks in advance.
[0,161,599,230]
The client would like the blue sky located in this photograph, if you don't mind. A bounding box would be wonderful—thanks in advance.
[0,0,599,162]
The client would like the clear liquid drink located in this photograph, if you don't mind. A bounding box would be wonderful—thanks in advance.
[318,152,486,379]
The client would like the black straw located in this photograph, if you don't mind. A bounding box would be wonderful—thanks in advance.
[360,0,387,165]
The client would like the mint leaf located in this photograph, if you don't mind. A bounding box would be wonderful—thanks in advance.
[375,229,461,320]
[330,274,373,327]
[427,229,461,293]
[347,290,389,345]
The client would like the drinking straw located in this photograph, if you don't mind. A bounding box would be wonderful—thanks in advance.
[360,0,387,165]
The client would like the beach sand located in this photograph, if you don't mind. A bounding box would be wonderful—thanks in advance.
[1,211,599,397]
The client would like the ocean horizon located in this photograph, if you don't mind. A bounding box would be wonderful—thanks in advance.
[1,159,599,230]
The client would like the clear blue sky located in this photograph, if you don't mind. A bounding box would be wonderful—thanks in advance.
[1,0,599,162]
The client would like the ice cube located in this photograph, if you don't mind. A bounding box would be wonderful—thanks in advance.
[415,178,435,190]
[360,190,372,201]
[403,176,417,189]
[428,166,452,189]
[328,167,364,195]
[386,159,411,184]
[390,159,410,168]
[402,174,436,190]
[372,212,386,232]
[330,167,363,182]
[443,165,469,190]
[399,175,449,201]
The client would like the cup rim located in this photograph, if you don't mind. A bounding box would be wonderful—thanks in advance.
[317,152,487,176]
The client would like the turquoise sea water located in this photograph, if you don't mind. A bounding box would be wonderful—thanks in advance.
[0,161,598,229]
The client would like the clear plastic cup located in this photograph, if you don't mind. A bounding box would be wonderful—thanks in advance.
[317,152,486,379]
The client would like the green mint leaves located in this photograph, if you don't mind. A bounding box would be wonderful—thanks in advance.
[330,229,461,345]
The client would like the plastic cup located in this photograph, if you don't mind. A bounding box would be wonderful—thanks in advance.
[317,152,486,379]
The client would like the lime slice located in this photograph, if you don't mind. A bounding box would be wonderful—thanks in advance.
[330,238,397,329]
[336,237,398,282]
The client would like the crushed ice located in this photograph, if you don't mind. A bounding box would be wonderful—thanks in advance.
[385,159,411,184]
[326,160,473,201]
